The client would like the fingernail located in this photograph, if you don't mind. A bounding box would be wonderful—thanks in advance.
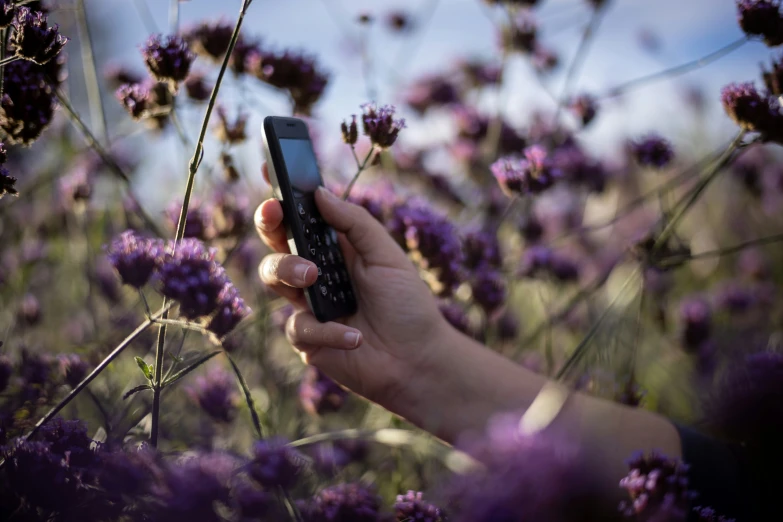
[344,330,361,348]
[294,263,311,284]
[254,206,265,228]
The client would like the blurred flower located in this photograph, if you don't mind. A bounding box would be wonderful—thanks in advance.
[721,82,783,141]
[360,103,406,149]
[618,451,693,520]
[552,144,607,193]
[0,1,14,29]
[495,309,520,341]
[304,483,381,522]
[214,105,247,144]
[105,230,164,289]
[184,20,233,61]
[248,438,305,489]
[1,57,61,145]
[762,52,783,96]
[206,283,251,340]
[731,144,766,196]
[386,10,413,32]
[706,351,783,449]
[93,258,122,304]
[357,12,373,24]
[212,190,249,239]
[630,133,675,169]
[471,268,506,313]
[500,12,537,54]
[694,506,736,521]
[142,34,194,90]
[736,0,783,47]
[59,160,95,207]
[341,114,358,145]
[452,105,527,156]
[185,72,212,102]
[736,248,770,280]
[165,198,215,240]
[463,228,502,270]
[187,366,239,423]
[439,302,472,335]
[394,491,446,522]
[19,349,53,386]
[270,303,294,333]
[98,445,160,498]
[153,452,236,520]
[232,479,274,519]
[38,417,99,469]
[299,365,348,415]
[679,297,711,351]
[457,58,502,88]
[246,47,329,115]
[519,245,580,282]
[16,293,40,326]
[103,63,143,89]
[115,82,152,119]
[712,280,772,314]
[58,354,88,388]
[228,37,258,75]
[403,74,460,114]
[519,214,545,243]
[0,167,16,198]
[154,239,229,319]
[491,145,561,196]
[568,94,598,127]
[220,151,240,183]
[116,80,174,127]
[532,44,560,74]
[10,8,68,65]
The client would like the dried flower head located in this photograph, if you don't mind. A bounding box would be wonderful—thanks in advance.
[0,0,15,29]
[299,365,348,415]
[630,133,675,169]
[213,106,247,144]
[501,12,537,54]
[360,103,406,149]
[10,8,68,65]
[184,72,212,102]
[491,145,561,196]
[115,82,151,120]
[679,297,712,351]
[142,34,195,89]
[1,58,60,145]
[0,167,17,199]
[105,230,164,288]
[737,0,783,46]
[395,491,446,522]
[762,53,783,96]
[721,82,782,136]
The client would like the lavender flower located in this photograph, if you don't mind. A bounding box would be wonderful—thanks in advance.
[17,293,40,325]
[679,297,712,351]
[98,445,160,498]
[58,354,88,388]
[737,0,783,46]
[618,451,693,520]
[248,438,305,489]
[184,20,234,61]
[462,228,502,270]
[142,34,195,89]
[184,72,211,102]
[471,268,507,313]
[631,134,675,169]
[165,198,215,240]
[206,283,251,339]
[519,245,580,282]
[0,1,14,29]
[304,483,382,522]
[116,80,174,127]
[551,144,607,193]
[404,74,460,114]
[720,82,782,138]
[187,366,238,423]
[10,8,68,65]
[299,365,348,415]
[567,94,598,127]
[491,145,561,196]
[38,417,99,469]
[116,82,152,120]
[360,103,406,149]
[154,239,229,319]
[1,58,60,145]
[394,491,445,522]
[105,230,164,288]
[246,48,329,115]
[232,479,274,519]
[154,452,237,520]
[439,302,472,335]
[341,115,358,145]
[495,310,520,341]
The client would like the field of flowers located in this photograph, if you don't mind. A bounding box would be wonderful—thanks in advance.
[0,0,782,520]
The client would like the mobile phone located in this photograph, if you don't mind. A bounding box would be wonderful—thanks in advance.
[262,116,358,323]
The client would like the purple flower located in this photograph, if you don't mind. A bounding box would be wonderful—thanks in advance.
[184,72,211,102]
[212,189,249,239]
[299,365,348,415]
[214,105,248,144]
[551,144,607,193]
[631,134,675,169]
[232,479,274,519]
[618,451,693,520]
[184,20,234,61]
[103,63,143,89]
[495,310,520,341]
[462,229,502,270]
[532,44,560,73]
[567,94,598,127]
[154,239,229,319]
[187,366,238,423]
[115,82,152,120]
[154,452,237,520]
[105,230,164,288]
[248,438,305,489]
[142,34,194,88]
[519,245,580,282]
[206,283,251,340]
[116,80,174,127]
[0,167,16,199]
[471,268,507,313]
[58,354,89,388]
[457,58,502,88]
[694,506,735,522]
[17,293,40,325]
[679,297,711,351]
[304,483,382,522]
[38,417,99,469]
[0,1,14,29]
[98,445,160,498]
[720,82,782,138]
[491,145,561,196]
[737,0,783,46]
[10,8,68,65]
[360,103,406,149]
[341,114,359,145]
[439,302,472,335]
[1,57,61,145]
[404,74,460,114]
[395,491,446,522]
[246,48,329,115]
[706,351,783,447]
[165,198,215,240]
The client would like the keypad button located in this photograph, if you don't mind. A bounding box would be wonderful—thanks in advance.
[331,294,338,304]
[327,251,335,265]
[318,284,328,297]
[334,271,342,285]
[338,290,346,302]
[324,233,332,247]
[309,215,318,226]
[329,229,338,244]
[316,266,323,277]
[303,224,312,238]
[308,244,317,257]
[319,253,327,266]
[297,202,306,218]
[325,272,333,286]
[315,234,323,247]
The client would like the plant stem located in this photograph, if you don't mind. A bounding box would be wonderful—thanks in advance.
[0,55,18,67]
[149,0,254,448]
[659,232,783,267]
[76,0,108,145]
[0,28,7,101]
[132,0,159,34]
[169,0,180,33]
[341,148,375,200]
[225,352,267,438]
[601,36,749,99]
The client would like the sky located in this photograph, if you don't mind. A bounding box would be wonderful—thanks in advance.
[80,0,774,205]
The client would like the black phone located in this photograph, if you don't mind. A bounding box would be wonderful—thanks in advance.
[262,116,358,323]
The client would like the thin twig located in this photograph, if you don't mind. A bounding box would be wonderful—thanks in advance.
[0,28,7,101]
[342,148,375,200]
[0,55,18,67]
[132,0,160,34]
[76,0,108,145]
[659,232,783,267]
[600,36,749,99]
[169,0,180,34]
[226,352,266,438]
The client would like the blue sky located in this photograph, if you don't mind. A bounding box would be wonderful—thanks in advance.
[87,0,774,204]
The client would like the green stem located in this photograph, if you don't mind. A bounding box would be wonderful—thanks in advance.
[659,232,783,268]
[149,0,255,448]
[341,148,375,200]
[76,0,108,145]
[225,352,267,438]
[0,55,18,67]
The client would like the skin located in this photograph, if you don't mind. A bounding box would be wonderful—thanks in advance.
[255,163,682,509]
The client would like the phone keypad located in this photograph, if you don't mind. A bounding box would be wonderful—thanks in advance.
[293,195,357,317]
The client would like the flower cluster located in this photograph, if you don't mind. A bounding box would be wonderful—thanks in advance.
[394,490,446,522]
[630,133,675,169]
[618,451,693,520]
[360,103,406,149]
[10,7,68,65]
[302,483,382,522]
[247,48,329,115]
[737,0,783,47]
[186,366,238,423]
[519,245,580,282]
[491,145,561,196]
[721,82,783,142]
[247,438,305,489]
[0,142,15,199]
[141,34,195,90]
[299,365,348,416]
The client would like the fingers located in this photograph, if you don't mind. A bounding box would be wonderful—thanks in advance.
[314,187,409,267]
[262,163,271,185]
[254,198,289,253]
[286,310,363,351]
[258,253,317,306]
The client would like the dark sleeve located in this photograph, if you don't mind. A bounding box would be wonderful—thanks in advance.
[675,424,757,521]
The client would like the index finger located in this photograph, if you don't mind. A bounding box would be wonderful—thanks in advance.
[254,198,290,254]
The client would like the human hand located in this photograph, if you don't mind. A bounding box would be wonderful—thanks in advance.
[255,163,449,407]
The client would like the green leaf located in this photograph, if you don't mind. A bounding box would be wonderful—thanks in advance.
[134,357,153,380]
[162,350,222,388]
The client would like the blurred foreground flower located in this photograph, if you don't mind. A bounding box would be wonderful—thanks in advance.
[630,133,675,169]
[491,145,561,196]
[737,0,783,47]
[187,366,239,423]
[142,34,195,91]
[302,482,382,522]
[618,451,693,520]
[394,490,446,522]
[299,365,348,415]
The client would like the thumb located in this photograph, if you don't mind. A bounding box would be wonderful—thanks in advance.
[315,186,408,267]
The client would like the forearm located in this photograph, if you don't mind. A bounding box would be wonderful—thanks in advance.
[386,324,683,502]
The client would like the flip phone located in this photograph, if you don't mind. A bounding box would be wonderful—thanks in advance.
[262,116,358,323]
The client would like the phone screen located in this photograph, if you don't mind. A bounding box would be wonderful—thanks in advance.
[279,138,322,194]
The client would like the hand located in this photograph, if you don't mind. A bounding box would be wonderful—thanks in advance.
[255,164,449,407]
